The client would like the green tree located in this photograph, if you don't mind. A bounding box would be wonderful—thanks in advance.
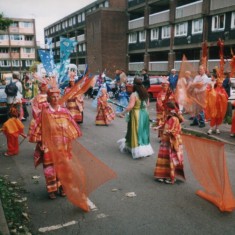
[0,13,13,31]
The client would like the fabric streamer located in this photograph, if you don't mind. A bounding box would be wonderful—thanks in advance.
[182,133,235,212]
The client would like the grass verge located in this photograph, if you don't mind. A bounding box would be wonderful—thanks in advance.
[0,176,32,234]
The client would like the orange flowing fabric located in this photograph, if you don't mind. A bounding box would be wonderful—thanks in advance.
[205,88,217,121]
[2,118,24,135]
[182,134,235,212]
[59,76,95,105]
[41,110,117,211]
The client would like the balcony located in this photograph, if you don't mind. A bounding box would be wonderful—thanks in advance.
[128,0,145,8]
[175,1,203,19]
[19,27,34,34]
[149,61,168,72]
[9,27,19,34]
[10,52,20,59]
[149,10,170,26]
[128,17,144,30]
[10,40,34,46]
[0,53,10,59]
[77,34,85,42]
[21,53,35,59]
[210,0,235,11]
[128,62,144,72]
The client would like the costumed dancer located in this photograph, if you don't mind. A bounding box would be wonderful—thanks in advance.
[1,106,27,156]
[64,72,84,123]
[155,78,175,140]
[117,78,154,159]
[153,101,185,184]
[95,87,115,126]
[115,84,129,114]
[29,85,82,200]
[206,79,228,135]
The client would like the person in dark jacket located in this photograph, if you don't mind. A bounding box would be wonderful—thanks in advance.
[142,69,150,89]
[222,72,231,98]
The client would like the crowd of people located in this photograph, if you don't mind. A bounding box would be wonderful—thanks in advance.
[0,62,235,211]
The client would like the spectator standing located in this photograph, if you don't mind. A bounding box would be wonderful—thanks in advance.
[189,65,208,128]
[222,72,231,98]
[168,68,178,92]
[142,68,150,89]
[5,72,23,120]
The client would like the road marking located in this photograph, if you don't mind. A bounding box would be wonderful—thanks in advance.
[38,220,78,233]
[87,198,98,211]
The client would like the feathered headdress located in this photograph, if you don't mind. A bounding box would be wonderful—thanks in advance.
[216,38,225,83]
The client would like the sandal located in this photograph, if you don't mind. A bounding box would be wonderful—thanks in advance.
[48,192,56,200]
[59,186,66,197]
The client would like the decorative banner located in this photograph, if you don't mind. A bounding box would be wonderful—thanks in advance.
[38,49,54,74]
[46,37,56,73]
[58,37,78,86]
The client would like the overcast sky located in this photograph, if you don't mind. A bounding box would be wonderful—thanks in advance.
[0,0,95,46]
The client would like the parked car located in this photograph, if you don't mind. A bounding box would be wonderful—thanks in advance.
[228,77,235,101]
[0,84,8,122]
[126,76,165,100]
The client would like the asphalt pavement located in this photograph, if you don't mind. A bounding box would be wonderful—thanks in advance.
[0,111,234,235]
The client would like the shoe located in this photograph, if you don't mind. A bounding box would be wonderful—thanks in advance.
[164,179,176,184]
[198,124,205,128]
[207,129,212,135]
[59,186,66,197]
[216,129,220,134]
[189,117,194,120]
[156,178,164,183]
[48,192,56,200]
[190,123,198,126]
[230,133,235,137]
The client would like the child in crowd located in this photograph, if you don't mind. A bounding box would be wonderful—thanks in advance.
[0,107,27,156]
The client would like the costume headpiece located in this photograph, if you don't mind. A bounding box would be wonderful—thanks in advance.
[9,106,19,118]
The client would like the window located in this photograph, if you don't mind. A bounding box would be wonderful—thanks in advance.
[0,35,8,40]
[139,30,146,42]
[20,22,33,28]
[81,13,85,21]
[10,22,18,27]
[11,48,19,53]
[151,28,159,41]
[78,14,82,23]
[10,35,23,40]
[23,48,35,53]
[212,14,225,31]
[79,44,83,52]
[231,12,235,29]
[83,43,86,51]
[162,26,170,39]
[104,1,109,7]
[12,60,21,67]
[25,60,34,67]
[0,48,8,53]
[128,32,137,43]
[25,36,33,41]
[175,22,188,36]
[192,18,203,34]
[69,18,73,26]
[0,60,10,67]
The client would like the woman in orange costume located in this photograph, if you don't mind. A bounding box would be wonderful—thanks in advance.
[207,80,228,135]
[1,107,26,156]
[64,75,84,124]
[95,87,115,126]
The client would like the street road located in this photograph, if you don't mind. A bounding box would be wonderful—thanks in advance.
[0,98,235,235]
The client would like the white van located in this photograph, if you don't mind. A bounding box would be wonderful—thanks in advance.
[229,78,235,101]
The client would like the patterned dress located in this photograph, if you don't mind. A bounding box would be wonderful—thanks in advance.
[64,86,84,123]
[95,93,115,126]
[154,114,185,183]
[118,92,154,159]
[30,105,82,194]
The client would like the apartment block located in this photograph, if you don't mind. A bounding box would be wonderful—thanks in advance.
[0,18,37,77]
[44,0,235,76]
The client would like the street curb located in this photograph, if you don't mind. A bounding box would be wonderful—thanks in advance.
[182,127,235,146]
[0,198,10,235]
